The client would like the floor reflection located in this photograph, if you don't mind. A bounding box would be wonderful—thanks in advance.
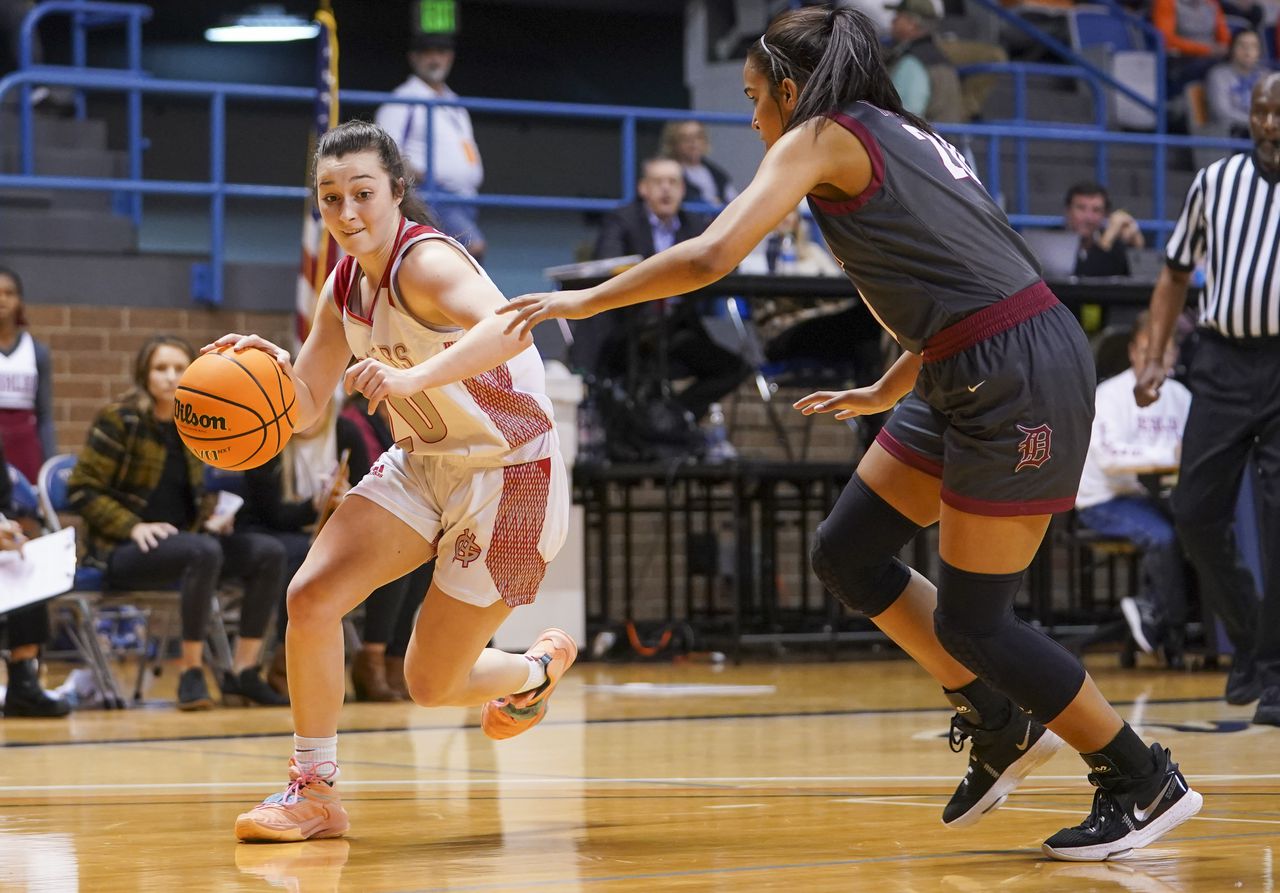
[235,839,349,893]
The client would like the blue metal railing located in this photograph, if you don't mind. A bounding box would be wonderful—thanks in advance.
[0,64,1252,303]
[18,1,152,225]
[0,1,1253,304]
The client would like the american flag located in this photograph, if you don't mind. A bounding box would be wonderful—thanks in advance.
[295,5,341,348]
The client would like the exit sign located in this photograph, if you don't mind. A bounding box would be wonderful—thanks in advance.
[418,0,457,34]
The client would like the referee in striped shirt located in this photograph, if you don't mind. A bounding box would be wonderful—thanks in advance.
[1137,74,1280,725]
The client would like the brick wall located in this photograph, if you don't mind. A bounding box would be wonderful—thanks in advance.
[26,305,293,457]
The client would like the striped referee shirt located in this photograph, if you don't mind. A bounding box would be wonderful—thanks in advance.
[1166,152,1280,339]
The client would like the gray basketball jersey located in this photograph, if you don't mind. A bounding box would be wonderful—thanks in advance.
[806,102,1043,354]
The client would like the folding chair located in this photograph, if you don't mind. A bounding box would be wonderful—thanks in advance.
[5,461,127,708]
[38,453,234,705]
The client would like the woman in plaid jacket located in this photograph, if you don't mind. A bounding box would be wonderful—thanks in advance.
[69,335,289,710]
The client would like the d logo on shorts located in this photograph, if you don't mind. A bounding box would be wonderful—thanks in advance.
[1015,423,1053,471]
[453,529,483,568]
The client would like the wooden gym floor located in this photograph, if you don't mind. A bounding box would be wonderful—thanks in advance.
[0,658,1275,892]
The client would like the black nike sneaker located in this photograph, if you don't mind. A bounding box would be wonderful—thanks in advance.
[1042,743,1202,861]
[942,695,1065,828]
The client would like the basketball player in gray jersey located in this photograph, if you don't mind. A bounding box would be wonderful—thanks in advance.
[504,5,1200,862]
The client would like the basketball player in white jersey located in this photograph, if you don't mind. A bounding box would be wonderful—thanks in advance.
[208,121,573,843]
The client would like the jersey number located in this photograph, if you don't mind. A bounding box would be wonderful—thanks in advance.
[373,344,449,445]
[901,124,974,181]
[389,393,448,445]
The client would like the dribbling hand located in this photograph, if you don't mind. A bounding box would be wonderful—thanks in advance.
[497,289,595,340]
[343,357,420,416]
[202,333,295,379]
[793,387,896,420]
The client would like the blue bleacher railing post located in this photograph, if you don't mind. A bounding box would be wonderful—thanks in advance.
[621,116,637,204]
[208,92,226,307]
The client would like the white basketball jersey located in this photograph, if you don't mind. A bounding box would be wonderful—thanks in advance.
[0,331,38,410]
[329,218,556,466]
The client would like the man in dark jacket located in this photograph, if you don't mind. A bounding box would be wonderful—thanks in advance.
[582,157,749,423]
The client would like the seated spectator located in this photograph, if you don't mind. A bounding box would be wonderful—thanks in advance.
[660,119,738,207]
[68,335,288,710]
[1075,313,1193,666]
[0,435,69,718]
[1206,30,1267,137]
[1064,182,1145,277]
[1153,0,1231,94]
[0,265,54,482]
[885,0,966,123]
[583,157,749,425]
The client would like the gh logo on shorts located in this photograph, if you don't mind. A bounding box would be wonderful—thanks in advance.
[453,529,483,568]
[1015,423,1053,471]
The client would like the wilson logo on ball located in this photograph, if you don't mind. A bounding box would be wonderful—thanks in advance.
[175,399,229,431]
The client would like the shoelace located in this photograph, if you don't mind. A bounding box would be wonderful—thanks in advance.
[950,715,985,755]
[1067,783,1119,832]
[258,761,337,808]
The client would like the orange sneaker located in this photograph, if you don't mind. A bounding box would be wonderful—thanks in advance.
[481,628,577,740]
[234,759,349,843]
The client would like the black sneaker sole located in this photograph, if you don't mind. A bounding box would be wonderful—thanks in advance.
[944,728,1066,828]
[1041,788,1203,861]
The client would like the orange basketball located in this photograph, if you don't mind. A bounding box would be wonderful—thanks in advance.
[174,346,296,470]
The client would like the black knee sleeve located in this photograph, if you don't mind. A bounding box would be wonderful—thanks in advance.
[810,473,918,617]
[933,559,1086,723]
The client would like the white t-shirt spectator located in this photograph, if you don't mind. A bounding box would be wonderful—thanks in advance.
[375,76,483,197]
[1076,367,1193,509]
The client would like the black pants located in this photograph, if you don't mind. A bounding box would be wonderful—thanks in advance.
[1,602,50,650]
[106,531,285,643]
[370,561,433,655]
[1173,332,1278,685]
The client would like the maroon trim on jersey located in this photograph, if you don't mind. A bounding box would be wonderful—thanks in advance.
[387,222,443,309]
[486,457,552,607]
[332,255,358,315]
[921,281,1059,364]
[941,487,1075,517]
[806,111,885,215]
[874,428,943,478]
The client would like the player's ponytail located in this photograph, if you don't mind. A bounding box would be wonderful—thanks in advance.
[314,120,439,227]
[747,6,933,137]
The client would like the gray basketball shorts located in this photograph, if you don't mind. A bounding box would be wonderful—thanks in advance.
[875,283,1095,516]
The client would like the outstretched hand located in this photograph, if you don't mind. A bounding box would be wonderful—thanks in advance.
[201,333,295,378]
[497,289,597,340]
[793,387,896,421]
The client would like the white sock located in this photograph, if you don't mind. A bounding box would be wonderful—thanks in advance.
[512,655,548,694]
[293,734,339,781]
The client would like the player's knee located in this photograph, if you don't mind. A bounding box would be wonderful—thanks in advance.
[809,473,919,617]
[933,560,1085,722]
[811,530,911,616]
[404,670,457,708]
[285,572,341,629]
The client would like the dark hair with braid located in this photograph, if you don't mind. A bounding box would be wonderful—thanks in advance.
[313,120,438,226]
[746,5,932,136]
